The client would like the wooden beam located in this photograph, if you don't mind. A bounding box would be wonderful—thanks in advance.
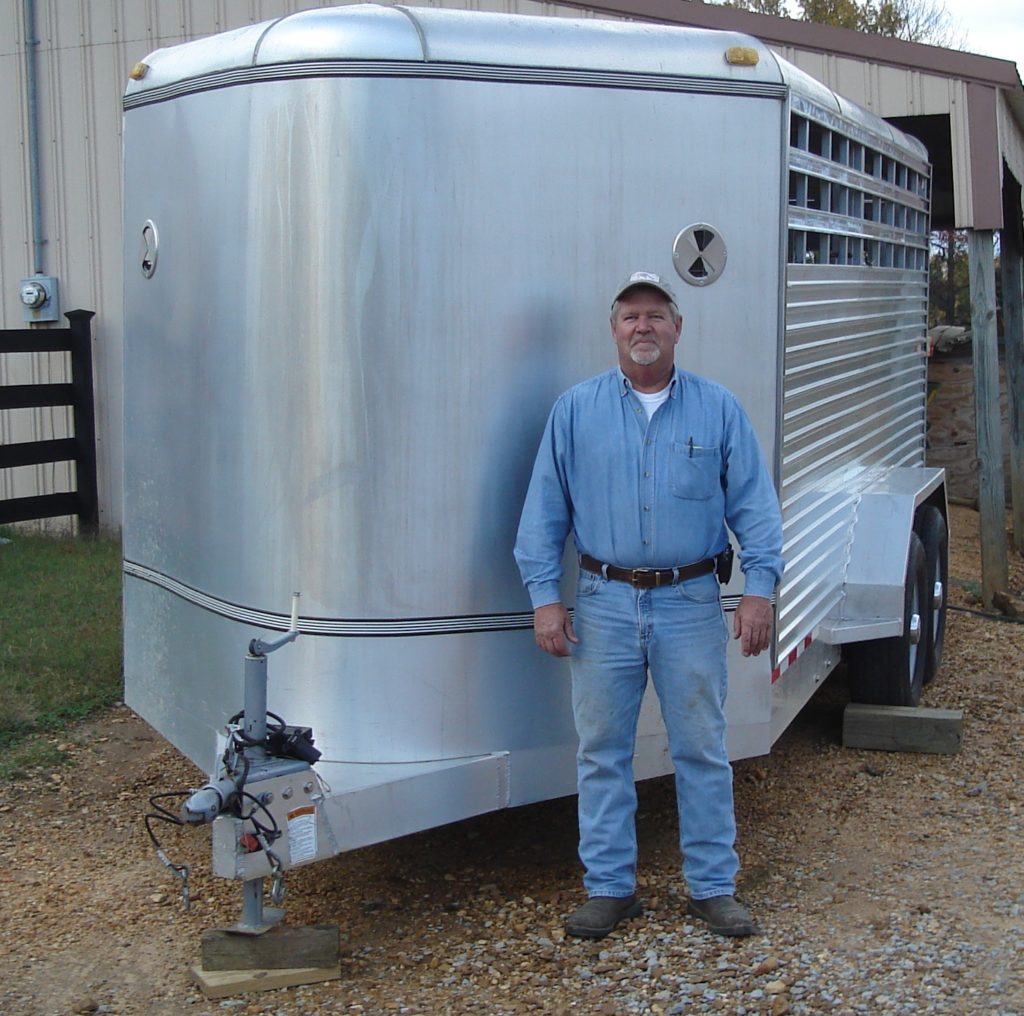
[192,963,341,999]
[1002,176,1024,554]
[968,229,1009,603]
[0,492,79,525]
[201,923,339,971]
[843,704,963,754]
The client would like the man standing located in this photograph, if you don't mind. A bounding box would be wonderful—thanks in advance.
[514,272,784,939]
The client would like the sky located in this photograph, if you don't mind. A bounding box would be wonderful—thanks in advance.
[941,0,1024,66]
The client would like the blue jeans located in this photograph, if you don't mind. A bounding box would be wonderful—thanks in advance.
[570,568,738,901]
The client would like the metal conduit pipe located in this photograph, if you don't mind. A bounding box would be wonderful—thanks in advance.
[24,0,45,275]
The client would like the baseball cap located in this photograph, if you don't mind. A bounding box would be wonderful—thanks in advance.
[611,271,678,309]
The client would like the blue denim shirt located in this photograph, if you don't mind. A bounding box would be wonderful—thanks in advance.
[514,367,784,609]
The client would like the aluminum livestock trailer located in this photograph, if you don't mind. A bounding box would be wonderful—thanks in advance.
[122,5,946,908]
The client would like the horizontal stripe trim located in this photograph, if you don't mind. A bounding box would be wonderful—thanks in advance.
[124,560,745,637]
[123,60,788,110]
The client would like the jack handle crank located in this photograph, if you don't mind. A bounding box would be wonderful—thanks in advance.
[249,592,301,656]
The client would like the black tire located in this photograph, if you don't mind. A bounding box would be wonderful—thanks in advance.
[914,504,948,685]
[846,531,929,706]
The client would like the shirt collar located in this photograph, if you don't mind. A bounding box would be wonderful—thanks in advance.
[617,367,680,399]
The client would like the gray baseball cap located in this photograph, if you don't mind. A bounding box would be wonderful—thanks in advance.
[611,271,678,309]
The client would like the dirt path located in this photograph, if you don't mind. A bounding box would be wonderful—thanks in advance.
[1,505,1021,1016]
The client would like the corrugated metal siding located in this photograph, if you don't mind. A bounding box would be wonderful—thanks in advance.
[776,267,929,657]
[774,77,930,665]
[0,0,615,530]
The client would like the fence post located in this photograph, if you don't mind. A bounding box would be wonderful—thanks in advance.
[66,309,98,532]
[968,229,1008,604]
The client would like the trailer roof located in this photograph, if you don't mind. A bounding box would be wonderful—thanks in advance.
[125,5,783,95]
[124,3,928,165]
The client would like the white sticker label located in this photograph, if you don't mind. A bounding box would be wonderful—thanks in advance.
[287,804,317,865]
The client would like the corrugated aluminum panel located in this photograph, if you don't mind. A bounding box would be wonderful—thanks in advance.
[775,78,932,666]
[776,264,928,659]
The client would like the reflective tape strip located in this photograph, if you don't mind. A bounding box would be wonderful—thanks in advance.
[772,633,814,683]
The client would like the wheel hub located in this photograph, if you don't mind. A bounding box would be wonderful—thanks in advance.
[909,612,922,645]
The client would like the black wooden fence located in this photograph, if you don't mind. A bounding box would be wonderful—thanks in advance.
[0,310,98,530]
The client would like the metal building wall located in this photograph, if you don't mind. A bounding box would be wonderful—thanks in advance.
[0,0,604,530]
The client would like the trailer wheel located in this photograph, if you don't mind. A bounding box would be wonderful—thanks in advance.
[914,504,948,685]
[846,531,929,706]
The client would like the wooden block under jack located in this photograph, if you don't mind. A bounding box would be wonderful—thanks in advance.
[201,923,340,971]
[192,962,341,998]
[842,703,964,755]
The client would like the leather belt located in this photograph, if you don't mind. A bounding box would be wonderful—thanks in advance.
[579,553,715,589]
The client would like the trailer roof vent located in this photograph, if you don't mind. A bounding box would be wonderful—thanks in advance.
[673,224,728,287]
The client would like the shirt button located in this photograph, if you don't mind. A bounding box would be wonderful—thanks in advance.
[644,472,651,477]
[643,506,650,511]
[643,540,650,545]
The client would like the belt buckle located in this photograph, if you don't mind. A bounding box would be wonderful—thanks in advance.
[630,568,653,588]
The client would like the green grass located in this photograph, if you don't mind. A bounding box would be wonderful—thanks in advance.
[0,527,122,779]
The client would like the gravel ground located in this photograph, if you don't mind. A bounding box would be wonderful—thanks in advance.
[1,504,1022,1016]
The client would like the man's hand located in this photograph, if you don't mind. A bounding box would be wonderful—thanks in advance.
[733,595,773,657]
[533,602,579,657]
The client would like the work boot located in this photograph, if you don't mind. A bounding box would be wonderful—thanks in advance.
[564,895,643,939]
[687,895,758,937]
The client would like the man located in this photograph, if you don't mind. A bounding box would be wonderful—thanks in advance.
[514,271,784,940]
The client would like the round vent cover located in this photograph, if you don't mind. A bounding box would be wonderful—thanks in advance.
[673,223,728,287]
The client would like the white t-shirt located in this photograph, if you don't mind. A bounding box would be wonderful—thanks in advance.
[632,386,671,421]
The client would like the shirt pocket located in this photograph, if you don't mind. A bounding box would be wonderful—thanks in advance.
[669,442,721,500]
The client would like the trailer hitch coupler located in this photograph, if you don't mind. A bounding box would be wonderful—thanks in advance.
[181,776,242,824]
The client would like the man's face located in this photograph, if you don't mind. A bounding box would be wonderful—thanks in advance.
[611,288,681,370]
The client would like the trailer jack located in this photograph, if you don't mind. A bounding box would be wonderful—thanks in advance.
[149,594,324,935]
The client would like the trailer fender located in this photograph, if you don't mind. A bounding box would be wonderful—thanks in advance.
[818,466,945,646]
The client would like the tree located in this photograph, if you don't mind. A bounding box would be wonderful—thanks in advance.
[720,0,789,14]
[929,230,970,328]
[719,0,964,47]
[798,0,862,30]
[865,0,964,46]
